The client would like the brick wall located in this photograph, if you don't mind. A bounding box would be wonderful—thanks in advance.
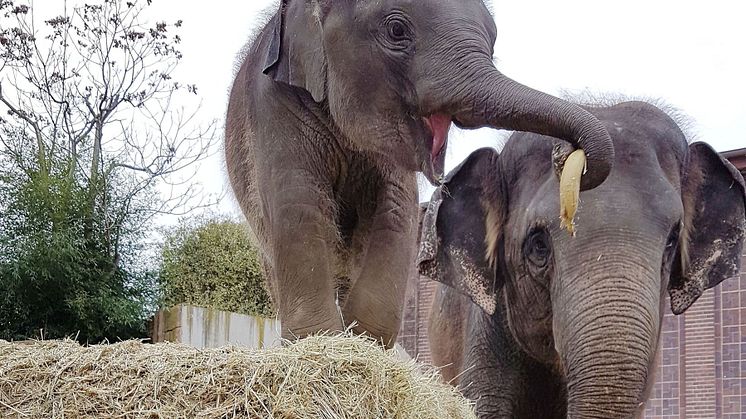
[398,204,439,364]
[398,270,437,364]
[397,273,418,359]
[642,259,746,419]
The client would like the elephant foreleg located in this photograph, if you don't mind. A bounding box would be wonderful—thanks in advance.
[263,170,343,341]
[342,173,418,347]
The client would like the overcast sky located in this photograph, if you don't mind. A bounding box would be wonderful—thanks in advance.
[31,0,746,217]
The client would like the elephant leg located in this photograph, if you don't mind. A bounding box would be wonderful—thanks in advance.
[263,170,343,341]
[342,173,418,347]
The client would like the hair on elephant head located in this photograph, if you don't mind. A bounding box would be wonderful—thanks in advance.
[419,100,745,418]
[225,0,616,346]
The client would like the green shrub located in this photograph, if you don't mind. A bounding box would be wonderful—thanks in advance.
[159,217,273,317]
[0,158,157,342]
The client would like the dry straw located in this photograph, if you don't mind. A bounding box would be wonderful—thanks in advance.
[0,332,475,418]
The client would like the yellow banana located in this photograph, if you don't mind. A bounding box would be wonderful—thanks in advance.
[559,149,586,236]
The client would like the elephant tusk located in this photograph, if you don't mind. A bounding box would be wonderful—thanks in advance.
[559,149,586,236]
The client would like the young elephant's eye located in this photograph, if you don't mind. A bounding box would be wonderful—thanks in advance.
[524,228,551,268]
[389,20,406,39]
[382,14,413,49]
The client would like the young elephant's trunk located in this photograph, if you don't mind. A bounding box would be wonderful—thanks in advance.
[553,244,662,418]
[436,64,614,190]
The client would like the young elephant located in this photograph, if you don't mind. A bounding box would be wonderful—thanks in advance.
[225,0,615,345]
[418,100,746,418]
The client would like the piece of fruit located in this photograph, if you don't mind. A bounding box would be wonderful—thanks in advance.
[559,149,586,236]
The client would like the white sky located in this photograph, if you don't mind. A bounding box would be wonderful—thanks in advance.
[29,0,746,217]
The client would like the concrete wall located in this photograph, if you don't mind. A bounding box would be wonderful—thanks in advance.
[152,304,412,361]
[151,304,282,349]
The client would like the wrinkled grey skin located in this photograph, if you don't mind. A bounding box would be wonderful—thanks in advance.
[225,0,615,346]
[419,101,746,418]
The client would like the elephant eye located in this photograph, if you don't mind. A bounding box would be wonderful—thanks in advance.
[382,14,413,49]
[389,20,406,38]
[524,228,551,268]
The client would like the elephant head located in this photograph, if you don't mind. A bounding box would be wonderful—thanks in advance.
[418,101,746,418]
[261,0,614,189]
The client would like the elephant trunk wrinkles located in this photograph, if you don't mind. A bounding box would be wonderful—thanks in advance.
[553,254,661,419]
[450,65,613,190]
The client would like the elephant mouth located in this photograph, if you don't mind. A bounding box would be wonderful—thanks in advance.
[421,113,452,184]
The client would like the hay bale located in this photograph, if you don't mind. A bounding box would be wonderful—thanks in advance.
[0,333,475,418]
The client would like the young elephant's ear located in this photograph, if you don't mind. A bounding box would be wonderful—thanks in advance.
[262,0,328,103]
[669,142,746,314]
[417,148,503,314]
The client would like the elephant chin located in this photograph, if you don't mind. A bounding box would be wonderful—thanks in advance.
[419,114,451,185]
[420,145,447,185]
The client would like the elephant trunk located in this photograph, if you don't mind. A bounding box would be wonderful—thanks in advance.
[553,249,662,419]
[445,65,614,190]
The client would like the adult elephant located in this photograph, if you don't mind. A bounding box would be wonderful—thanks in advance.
[225,0,614,346]
[418,100,746,418]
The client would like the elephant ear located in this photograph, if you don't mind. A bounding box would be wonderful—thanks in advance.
[417,148,503,314]
[262,0,328,103]
[669,142,746,314]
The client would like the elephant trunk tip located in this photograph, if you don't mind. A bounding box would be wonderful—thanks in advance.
[576,121,614,191]
[452,66,616,191]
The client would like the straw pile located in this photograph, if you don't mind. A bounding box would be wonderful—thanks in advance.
[0,333,475,418]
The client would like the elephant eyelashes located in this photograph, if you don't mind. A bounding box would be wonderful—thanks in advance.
[665,223,680,249]
[662,222,681,269]
[524,228,551,268]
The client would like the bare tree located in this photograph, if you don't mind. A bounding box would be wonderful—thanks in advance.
[0,0,216,232]
[0,0,218,341]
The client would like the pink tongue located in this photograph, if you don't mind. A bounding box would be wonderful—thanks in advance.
[426,113,452,159]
